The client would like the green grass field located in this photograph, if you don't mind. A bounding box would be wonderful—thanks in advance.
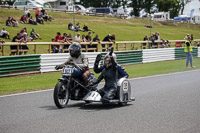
[0,58,199,95]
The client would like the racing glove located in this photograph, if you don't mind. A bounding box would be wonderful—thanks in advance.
[55,65,63,70]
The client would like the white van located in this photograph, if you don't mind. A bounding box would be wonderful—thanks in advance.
[13,0,51,10]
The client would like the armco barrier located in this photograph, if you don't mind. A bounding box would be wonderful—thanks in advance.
[115,50,143,65]
[143,48,175,63]
[175,47,198,59]
[0,55,40,77]
[40,52,100,73]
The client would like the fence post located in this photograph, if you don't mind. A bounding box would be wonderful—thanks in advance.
[2,45,4,56]
[34,44,36,54]
[17,44,20,55]
[116,43,118,51]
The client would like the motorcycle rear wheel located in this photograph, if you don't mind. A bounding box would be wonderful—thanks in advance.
[54,81,69,108]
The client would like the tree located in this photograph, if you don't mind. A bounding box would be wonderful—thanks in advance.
[178,0,193,15]
[128,0,143,16]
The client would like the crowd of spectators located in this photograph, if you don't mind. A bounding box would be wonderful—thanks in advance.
[50,29,115,53]
[142,32,170,48]
[19,8,53,25]
[6,17,19,27]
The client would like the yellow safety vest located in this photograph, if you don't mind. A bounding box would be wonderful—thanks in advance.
[184,40,193,52]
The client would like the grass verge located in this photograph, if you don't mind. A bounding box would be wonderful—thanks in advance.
[0,58,199,95]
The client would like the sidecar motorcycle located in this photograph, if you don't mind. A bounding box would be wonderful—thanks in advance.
[53,65,135,108]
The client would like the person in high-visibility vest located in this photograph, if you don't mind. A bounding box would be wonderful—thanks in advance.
[184,36,195,68]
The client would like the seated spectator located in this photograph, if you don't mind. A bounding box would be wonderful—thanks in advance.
[11,17,19,27]
[68,22,73,30]
[75,33,81,43]
[0,27,10,39]
[6,17,12,26]
[75,23,82,31]
[10,33,24,56]
[102,34,112,51]
[30,28,41,40]
[20,15,27,24]
[51,32,63,53]
[37,15,44,24]
[160,39,166,48]
[143,34,148,48]
[82,24,95,33]
[29,16,37,25]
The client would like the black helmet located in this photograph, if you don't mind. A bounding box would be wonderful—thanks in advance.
[69,43,81,58]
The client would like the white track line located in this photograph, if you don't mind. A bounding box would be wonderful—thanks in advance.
[0,69,199,98]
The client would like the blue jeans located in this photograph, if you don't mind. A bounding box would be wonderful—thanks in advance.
[186,52,193,66]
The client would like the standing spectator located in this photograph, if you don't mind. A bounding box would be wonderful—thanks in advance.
[67,33,73,42]
[21,33,29,55]
[110,34,115,43]
[185,36,195,68]
[143,34,148,49]
[81,34,87,51]
[41,8,45,15]
[30,28,41,40]
[0,27,10,39]
[75,33,81,43]
[25,8,30,18]
[20,15,27,24]
[35,8,40,21]
[85,32,92,42]
[62,33,71,52]
[102,34,112,52]
[51,38,59,53]
[10,33,23,55]
[93,34,100,43]
[191,34,194,41]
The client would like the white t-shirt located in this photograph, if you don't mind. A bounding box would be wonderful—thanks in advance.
[0,30,7,36]
[75,36,81,42]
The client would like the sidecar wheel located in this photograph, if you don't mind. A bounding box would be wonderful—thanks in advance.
[54,81,69,108]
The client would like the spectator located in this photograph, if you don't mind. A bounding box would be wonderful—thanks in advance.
[20,15,27,24]
[51,32,63,53]
[149,34,156,48]
[25,8,30,18]
[21,33,29,55]
[82,24,95,33]
[35,8,40,21]
[29,16,37,25]
[110,34,116,43]
[11,17,19,27]
[91,34,100,52]
[67,33,73,42]
[143,34,148,49]
[0,27,10,39]
[75,33,81,43]
[75,23,82,31]
[185,36,195,68]
[85,32,92,42]
[30,28,41,40]
[160,39,166,48]
[102,34,112,51]
[6,17,12,26]
[68,22,73,30]
[191,34,194,41]
[62,33,71,53]
[37,15,44,24]
[93,34,100,43]
[81,34,86,51]
[10,33,23,55]
[41,8,45,15]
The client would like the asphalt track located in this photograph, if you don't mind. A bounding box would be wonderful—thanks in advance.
[0,70,200,133]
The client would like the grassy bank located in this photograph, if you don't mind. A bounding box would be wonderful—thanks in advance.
[0,8,200,55]
[0,58,199,95]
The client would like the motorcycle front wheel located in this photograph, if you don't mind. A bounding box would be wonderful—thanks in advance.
[54,81,69,108]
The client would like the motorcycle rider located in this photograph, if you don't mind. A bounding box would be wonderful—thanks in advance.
[55,43,90,85]
[93,49,128,79]
[90,48,118,102]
